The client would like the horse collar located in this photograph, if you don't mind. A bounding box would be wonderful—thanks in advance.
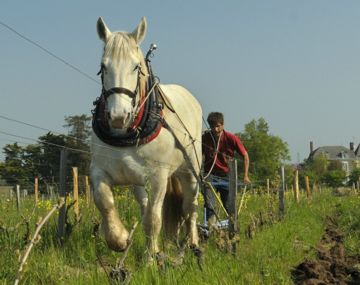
[92,78,163,147]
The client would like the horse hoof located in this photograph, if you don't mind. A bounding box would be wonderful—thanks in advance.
[190,245,203,258]
[103,223,129,252]
[190,245,204,270]
[106,236,130,252]
[107,242,127,252]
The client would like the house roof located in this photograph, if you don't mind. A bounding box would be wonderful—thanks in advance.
[310,145,357,161]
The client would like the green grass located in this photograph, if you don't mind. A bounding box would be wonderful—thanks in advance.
[332,192,360,256]
[0,189,359,284]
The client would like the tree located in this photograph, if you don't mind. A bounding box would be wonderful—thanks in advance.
[22,144,43,176]
[284,164,295,190]
[301,154,329,186]
[348,167,360,186]
[38,132,67,181]
[64,114,92,142]
[0,143,29,186]
[0,134,67,185]
[0,115,92,187]
[63,114,91,175]
[237,118,290,185]
[311,154,329,178]
[322,170,346,187]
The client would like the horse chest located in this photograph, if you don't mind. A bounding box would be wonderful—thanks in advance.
[91,147,145,185]
[111,157,146,185]
[91,123,182,185]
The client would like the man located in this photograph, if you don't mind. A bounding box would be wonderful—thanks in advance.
[202,112,250,227]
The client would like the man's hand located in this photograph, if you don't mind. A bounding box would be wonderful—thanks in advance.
[244,175,251,185]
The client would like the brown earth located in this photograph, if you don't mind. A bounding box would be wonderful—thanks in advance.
[292,216,360,285]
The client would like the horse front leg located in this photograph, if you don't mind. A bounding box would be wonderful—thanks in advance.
[143,171,168,257]
[92,172,129,252]
[133,185,148,218]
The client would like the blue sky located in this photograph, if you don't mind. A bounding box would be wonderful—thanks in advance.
[0,1,359,163]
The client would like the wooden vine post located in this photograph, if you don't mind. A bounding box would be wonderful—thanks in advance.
[72,167,80,222]
[84,175,90,205]
[34,177,39,204]
[293,169,300,203]
[16,185,21,211]
[279,166,285,217]
[305,175,311,199]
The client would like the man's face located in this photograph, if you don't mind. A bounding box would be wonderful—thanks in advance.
[210,123,224,138]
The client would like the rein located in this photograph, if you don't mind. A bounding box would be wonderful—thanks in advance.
[202,131,223,180]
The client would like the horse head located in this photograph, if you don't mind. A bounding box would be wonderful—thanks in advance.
[96,17,148,132]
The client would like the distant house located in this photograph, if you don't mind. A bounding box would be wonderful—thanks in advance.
[308,141,360,176]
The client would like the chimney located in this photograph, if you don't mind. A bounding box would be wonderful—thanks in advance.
[310,141,314,153]
[350,142,354,151]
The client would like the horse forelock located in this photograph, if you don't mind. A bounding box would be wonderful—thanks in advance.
[103,32,129,59]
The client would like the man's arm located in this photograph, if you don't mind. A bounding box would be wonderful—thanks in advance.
[243,151,251,184]
[231,133,251,184]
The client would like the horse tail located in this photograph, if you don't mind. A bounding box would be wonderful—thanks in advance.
[163,176,183,240]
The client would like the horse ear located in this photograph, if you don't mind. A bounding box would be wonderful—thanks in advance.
[131,17,147,44]
[97,17,111,42]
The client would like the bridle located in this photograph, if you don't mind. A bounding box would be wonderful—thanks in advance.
[97,63,143,108]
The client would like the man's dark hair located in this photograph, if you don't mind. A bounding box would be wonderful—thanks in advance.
[207,112,224,127]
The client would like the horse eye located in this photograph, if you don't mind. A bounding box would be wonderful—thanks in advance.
[133,64,140,72]
[101,63,107,71]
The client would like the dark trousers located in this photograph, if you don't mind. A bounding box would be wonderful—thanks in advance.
[203,175,229,221]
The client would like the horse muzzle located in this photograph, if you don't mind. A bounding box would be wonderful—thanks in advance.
[108,112,131,129]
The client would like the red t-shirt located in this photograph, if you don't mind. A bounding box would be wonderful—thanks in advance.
[202,130,247,176]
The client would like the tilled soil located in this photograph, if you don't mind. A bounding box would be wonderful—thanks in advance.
[292,216,360,285]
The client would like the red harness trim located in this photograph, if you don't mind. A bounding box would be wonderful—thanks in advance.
[128,89,163,145]
[129,90,146,129]
[139,111,163,145]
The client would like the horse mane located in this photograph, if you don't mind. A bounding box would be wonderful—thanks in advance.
[103,32,149,94]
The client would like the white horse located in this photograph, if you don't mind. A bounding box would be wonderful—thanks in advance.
[90,17,202,259]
